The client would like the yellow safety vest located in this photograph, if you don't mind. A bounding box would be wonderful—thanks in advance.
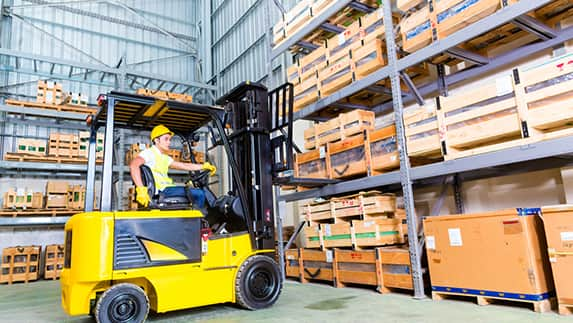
[149,146,174,191]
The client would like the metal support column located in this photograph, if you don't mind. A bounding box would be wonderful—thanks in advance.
[453,174,464,214]
[101,98,115,212]
[85,124,98,212]
[117,128,125,210]
[275,187,286,281]
[382,0,425,299]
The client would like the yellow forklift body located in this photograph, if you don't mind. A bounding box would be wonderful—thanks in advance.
[61,210,269,315]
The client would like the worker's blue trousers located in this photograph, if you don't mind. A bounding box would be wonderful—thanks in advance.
[162,186,206,208]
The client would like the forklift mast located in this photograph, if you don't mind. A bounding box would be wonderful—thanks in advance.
[216,82,275,250]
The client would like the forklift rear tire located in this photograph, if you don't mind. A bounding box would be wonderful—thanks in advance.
[235,255,282,310]
[95,283,149,323]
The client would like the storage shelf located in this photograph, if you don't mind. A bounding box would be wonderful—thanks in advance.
[292,0,556,122]
[0,216,70,227]
[0,161,189,175]
[280,134,573,202]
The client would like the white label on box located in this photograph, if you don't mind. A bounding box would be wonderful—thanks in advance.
[426,236,436,250]
[495,75,513,96]
[319,146,326,159]
[324,224,331,237]
[337,33,346,45]
[448,228,463,246]
[561,232,573,241]
[17,188,25,196]
[326,250,333,263]
[363,221,374,228]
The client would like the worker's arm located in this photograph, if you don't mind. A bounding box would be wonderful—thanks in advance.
[169,161,203,171]
[130,156,146,187]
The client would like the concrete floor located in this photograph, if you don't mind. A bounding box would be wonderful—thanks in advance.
[0,280,568,322]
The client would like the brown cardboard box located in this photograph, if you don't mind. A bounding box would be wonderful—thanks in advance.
[46,194,68,208]
[424,209,554,303]
[541,205,573,315]
[46,181,69,194]
[2,189,17,209]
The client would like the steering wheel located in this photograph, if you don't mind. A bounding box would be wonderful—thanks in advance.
[189,169,210,188]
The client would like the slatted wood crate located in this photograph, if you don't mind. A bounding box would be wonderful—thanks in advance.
[79,131,105,159]
[127,187,138,210]
[368,125,399,175]
[67,185,85,210]
[303,224,323,249]
[334,248,381,289]
[125,143,150,164]
[294,148,330,181]
[285,249,301,279]
[400,0,518,53]
[16,139,46,156]
[44,244,64,280]
[403,104,443,160]
[0,246,41,284]
[37,81,64,105]
[304,110,375,150]
[352,219,405,248]
[331,191,396,220]
[48,133,79,158]
[328,132,372,179]
[378,247,414,292]
[46,181,69,209]
[300,248,334,283]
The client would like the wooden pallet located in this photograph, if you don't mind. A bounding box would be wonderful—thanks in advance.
[4,152,102,164]
[0,246,41,284]
[431,289,554,313]
[44,244,64,280]
[5,99,97,114]
[48,133,79,158]
[0,209,79,217]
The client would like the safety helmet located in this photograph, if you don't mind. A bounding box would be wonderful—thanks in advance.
[150,124,174,141]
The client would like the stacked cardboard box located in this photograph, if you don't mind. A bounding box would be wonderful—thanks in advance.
[2,188,43,209]
[36,81,64,105]
[16,139,46,156]
[78,131,105,159]
[45,181,69,208]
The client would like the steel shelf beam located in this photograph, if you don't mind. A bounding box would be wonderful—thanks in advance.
[0,103,91,120]
[270,0,352,59]
[280,135,573,202]
[0,161,189,175]
[0,216,70,227]
[292,0,553,121]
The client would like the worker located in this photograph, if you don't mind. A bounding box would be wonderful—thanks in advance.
[130,124,216,208]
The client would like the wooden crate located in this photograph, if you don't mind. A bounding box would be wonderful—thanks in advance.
[37,81,64,105]
[79,131,105,159]
[368,125,400,174]
[125,143,149,165]
[400,0,517,53]
[322,222,353,248]
[48,133,79,158]
[2,189,16,209]
[303,224,322,248]
[285,249,301,279]
[397,0,425,11]
[331,191,396,220]
[300,248,334,283]
[272,0,312,45]
[328,132,371,179]
[294,148,330,183]
[293,69,320,112]
[334,248,381,288]
[440,75,522,159]
[44,244,64,280]
[67,185,85,210]
[304,110,375,149]
[46,181,69,194]
[318,48,355,97]
[0,246,41,284]
[16,139,46,156]
[352,219,405,248]
[378,247,414,292]
[46,194,68,209]
[127,187,138,210]
[403,104,443,159]
[302,200,332,222]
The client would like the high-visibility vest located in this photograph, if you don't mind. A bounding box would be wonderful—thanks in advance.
[149,146,174,191]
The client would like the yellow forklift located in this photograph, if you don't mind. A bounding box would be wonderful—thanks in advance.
[61,83,295,322]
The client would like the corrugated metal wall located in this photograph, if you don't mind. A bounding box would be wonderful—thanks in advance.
[2,0,200,102]
[211,0,295,96]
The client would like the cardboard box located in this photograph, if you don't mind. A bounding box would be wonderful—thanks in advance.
[424,209,554,302]
[540,205,573,314]
[46,181,69,194]
[2,189,17,209]
[16,139,47,156]
[46,194,67,208]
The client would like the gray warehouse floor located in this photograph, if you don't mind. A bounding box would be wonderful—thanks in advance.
[0,280,568,322]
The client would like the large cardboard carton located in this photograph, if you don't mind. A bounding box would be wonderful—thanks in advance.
[541,205,573,315]
[423,209,554,302]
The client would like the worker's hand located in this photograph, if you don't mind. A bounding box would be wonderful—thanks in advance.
[202,162,217,176]
[135,186,150,207]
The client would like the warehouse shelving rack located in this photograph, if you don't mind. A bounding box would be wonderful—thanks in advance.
[265,0,573,299]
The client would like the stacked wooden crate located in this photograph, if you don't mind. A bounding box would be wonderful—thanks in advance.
[67,185,86,210]
[78,131,105,159]
[1,188,43,209]
[44,244,64,280]
[0,246,41,284]
[16,139,46,156]
[136,88,193,103]
[36,81,64,105]
[127,187,139,210]
[302,191,405,250]
[404,52,573,162]
[45,181,69,209]
[125,143,150,165]
[48,133,79,158]
[288,7,389,112]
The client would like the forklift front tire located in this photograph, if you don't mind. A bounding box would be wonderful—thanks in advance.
[95,283,149,323]
[235,255,282,310]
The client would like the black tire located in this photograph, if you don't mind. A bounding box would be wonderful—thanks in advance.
[95,283,149,323]
[235,255,282,310]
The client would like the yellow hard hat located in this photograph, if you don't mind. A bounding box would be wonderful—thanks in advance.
[150,124,173,141]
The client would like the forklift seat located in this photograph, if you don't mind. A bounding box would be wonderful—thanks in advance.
[140,165,190,210]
